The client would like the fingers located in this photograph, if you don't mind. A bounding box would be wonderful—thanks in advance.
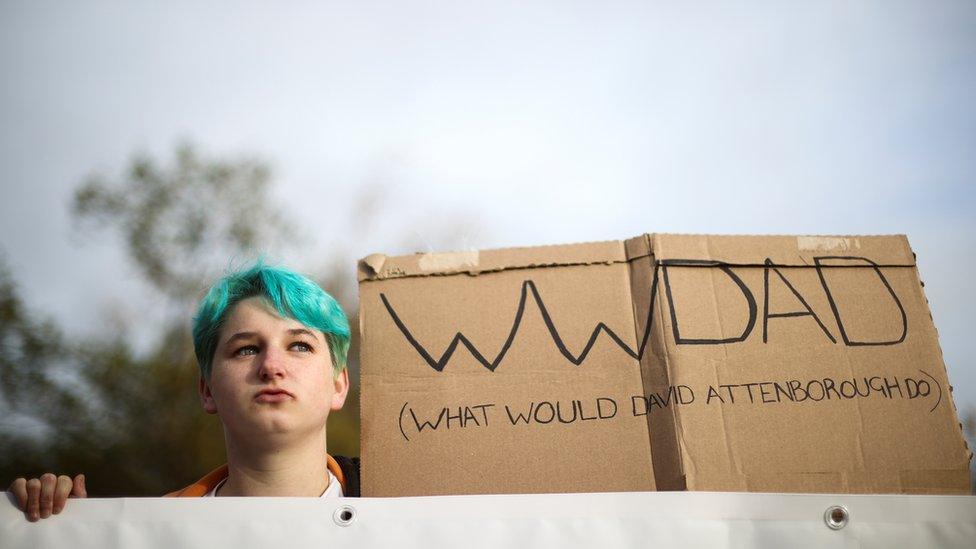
[26,477,41,522]
[52,475,73,514]
[71,474,87,498]
[38,473,57,519]
[8,473,87,521]
[9,478,28,513]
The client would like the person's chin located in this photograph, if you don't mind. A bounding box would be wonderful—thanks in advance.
[229,409,297,436]
[258,414,300,434]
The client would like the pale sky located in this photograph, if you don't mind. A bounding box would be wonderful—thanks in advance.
[1,1,974,410]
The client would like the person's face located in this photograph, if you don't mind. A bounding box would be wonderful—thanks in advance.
[198,296,348,445]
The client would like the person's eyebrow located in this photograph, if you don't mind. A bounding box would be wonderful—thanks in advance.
[223,332,258,347]
[288,328,322,342]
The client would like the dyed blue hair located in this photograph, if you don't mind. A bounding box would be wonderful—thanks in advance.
[192,261,350,379]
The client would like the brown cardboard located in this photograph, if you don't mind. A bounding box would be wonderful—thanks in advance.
[359,234,971,496]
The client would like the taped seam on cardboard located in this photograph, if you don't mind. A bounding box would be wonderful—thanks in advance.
[796,236,862,252]
[357,260,631,281]
[357,240,628,281]
[417,250,479,272]
[651,233,916,267]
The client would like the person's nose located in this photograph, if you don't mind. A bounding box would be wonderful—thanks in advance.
[258,347,287,380]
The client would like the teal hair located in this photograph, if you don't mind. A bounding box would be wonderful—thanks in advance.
[192,261,350,379]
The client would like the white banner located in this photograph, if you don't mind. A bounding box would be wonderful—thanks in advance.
[3,491,975,548]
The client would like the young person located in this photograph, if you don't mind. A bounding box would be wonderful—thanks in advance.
[9,262,359,521]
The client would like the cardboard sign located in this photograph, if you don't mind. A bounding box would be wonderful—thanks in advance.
[358,235,971,496]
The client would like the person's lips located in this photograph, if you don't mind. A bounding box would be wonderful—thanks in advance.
[254,388,294,403]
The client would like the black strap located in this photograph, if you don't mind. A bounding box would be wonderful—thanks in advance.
[333,455,361,497]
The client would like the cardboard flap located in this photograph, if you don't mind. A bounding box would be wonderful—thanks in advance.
[651,234,916,267]
[358,240,628,281]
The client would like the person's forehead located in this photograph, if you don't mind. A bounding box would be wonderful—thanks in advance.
[221,296,321,339]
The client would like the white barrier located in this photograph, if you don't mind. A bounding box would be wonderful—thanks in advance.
[3,491,975,548]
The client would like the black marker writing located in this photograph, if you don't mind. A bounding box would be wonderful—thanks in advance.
[631,386,695,416]
[380,270,659,372]
[814,256,907,346]
[381,256,909,372]
[504,398,617,426]
[398,402,495,441]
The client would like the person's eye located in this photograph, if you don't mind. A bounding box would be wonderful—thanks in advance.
[234,345,259,357]
[290,342,313,352]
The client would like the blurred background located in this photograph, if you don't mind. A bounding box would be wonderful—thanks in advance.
[1,1,974,495]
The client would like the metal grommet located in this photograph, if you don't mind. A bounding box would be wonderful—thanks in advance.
[333,505,356,527]
[824,505,849,530]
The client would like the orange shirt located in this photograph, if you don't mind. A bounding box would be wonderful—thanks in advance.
[164,455,348,497]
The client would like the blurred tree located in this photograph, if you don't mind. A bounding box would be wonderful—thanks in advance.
[72,143,297,305]
[0,254,225,496]
[0,257,91,479]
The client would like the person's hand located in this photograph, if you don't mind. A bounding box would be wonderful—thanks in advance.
[8,474,87,522]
